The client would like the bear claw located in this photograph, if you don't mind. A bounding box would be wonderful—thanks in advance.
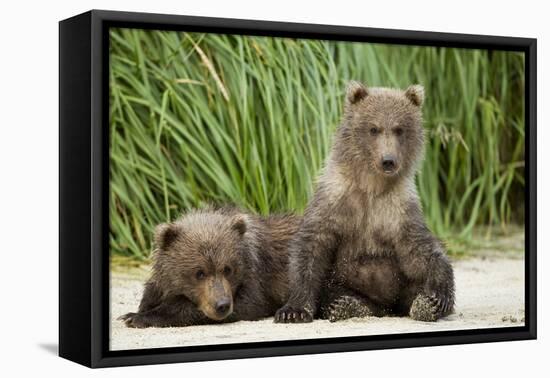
[119,312,149,328]
[274,305,313,323]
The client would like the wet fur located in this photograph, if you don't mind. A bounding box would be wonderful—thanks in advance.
[275,81,455,323]
[120,207,300,328]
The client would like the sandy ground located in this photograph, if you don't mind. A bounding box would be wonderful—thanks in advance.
[110,255,525,351]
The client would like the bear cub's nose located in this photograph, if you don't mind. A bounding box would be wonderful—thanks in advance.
[215,298,231,315]
[382,155,396,172]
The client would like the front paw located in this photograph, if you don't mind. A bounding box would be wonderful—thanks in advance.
[118,312,150,328]
[274,304,313,323]
[410,293,453,322]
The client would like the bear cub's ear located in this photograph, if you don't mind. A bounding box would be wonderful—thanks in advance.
[232,215,248,236]
[404,85,424,107]
[345,80,369,105]
[154,223,179,251]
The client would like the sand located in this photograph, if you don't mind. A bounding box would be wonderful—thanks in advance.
[110,257,525,351]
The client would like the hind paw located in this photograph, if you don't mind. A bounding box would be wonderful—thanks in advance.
[410,293,453,322]
[323,295,374,322]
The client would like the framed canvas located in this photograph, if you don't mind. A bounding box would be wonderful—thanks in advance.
[59,9,537,368]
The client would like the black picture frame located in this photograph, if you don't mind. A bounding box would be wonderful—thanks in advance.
[59,9,537,368]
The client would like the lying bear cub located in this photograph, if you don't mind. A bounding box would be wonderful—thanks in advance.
[119,207,300,328]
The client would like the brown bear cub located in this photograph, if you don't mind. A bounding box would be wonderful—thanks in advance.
[120,207,299,328]
[274,81,455,323]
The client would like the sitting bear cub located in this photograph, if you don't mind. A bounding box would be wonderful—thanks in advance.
[275,81,455,323]
[120,207,299,328]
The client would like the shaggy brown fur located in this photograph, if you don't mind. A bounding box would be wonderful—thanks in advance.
[274,81,455,323]
[120,207,300,328]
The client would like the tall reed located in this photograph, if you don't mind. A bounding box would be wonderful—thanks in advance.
[109,29,525,258]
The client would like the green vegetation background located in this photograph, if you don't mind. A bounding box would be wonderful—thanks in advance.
[109,28,525,259]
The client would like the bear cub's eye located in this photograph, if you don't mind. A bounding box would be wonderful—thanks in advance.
[393,127,404,136]
[369,127,379,136]
[196,270,206,280]
[223,266,232,275]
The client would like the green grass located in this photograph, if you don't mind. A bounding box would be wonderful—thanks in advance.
[109,28,525,259]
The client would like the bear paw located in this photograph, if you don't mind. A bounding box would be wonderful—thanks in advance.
[274,304,313,323]
[118,312,150,328]
[324,295,374,322]
[409,293,452,322]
